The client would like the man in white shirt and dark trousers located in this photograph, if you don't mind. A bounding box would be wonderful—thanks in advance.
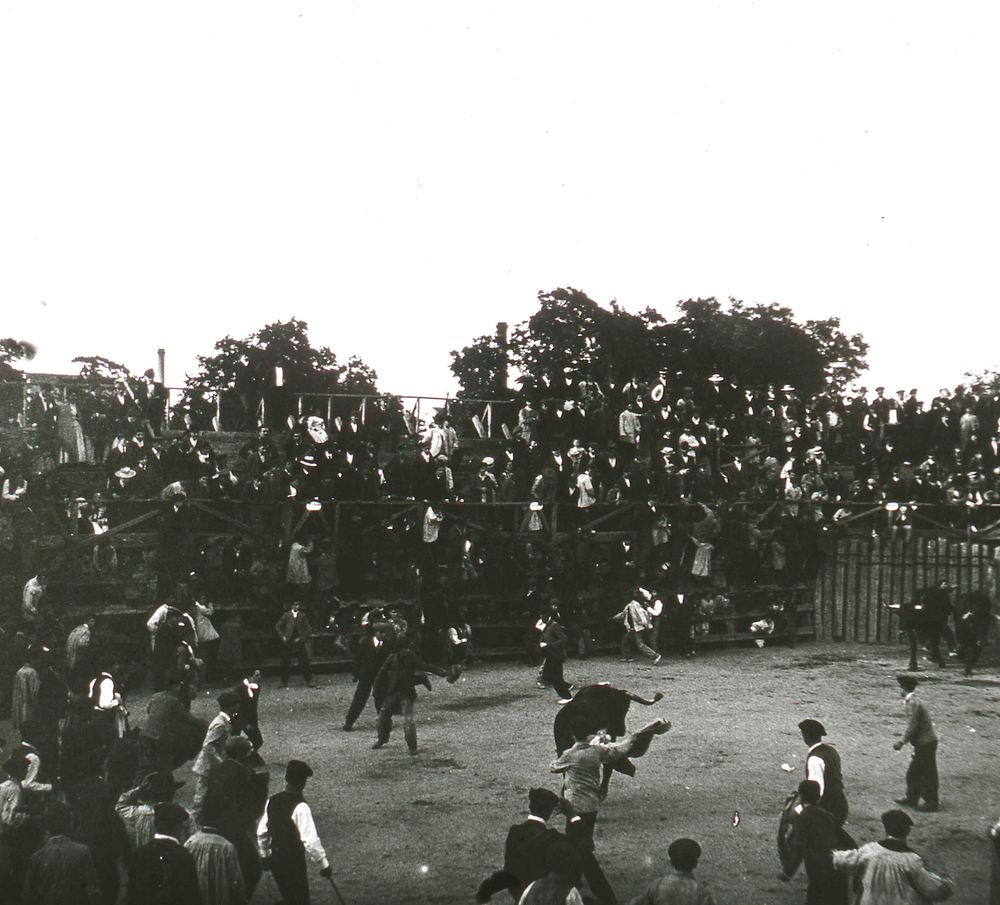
[258,759,332,905]
[798,719,848,826]
[893,674,940,812]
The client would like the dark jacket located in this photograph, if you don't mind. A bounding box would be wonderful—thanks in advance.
[786,804,852,905]
[505,821,581,893]
[22,835,103,905]
[66,775,129,867]
[127,837,202,905]
[477,821,581,903]
[373,650,448,705]
[540,622,568,663]
[275,611,313,644]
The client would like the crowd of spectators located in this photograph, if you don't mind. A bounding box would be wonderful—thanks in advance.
[1,373,998,681]
[8,372,1000,511]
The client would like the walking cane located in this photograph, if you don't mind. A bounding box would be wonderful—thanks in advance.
[326,874,349,905]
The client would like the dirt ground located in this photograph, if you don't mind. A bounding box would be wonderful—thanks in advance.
[52,640,1000,904]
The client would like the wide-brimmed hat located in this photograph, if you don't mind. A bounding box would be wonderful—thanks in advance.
[140,771,185,801]
[650,383,665,402]
[114,467,136,480]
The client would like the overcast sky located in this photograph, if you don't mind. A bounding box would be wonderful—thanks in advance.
[2,2,998,399]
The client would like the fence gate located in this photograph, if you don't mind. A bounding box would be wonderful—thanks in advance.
[814,534,996,642]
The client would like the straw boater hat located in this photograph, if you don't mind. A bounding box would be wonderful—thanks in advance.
[306,418,328,445]
[650,383,665,402]
[114,467,136,480]
[708,373,725,383]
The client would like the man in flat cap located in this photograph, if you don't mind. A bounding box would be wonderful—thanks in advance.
[893,675,940,812]
[625,837,715,905]
[476,787,581,903]
[258,760,332,905]
[833,810,954,903]
[799,719,848,826]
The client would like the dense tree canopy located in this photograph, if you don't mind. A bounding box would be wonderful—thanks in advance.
[0,338,37,380]
[72,356,133,382]
[186,319,379,397]
[451,289,868,400]
[176,319,381,429]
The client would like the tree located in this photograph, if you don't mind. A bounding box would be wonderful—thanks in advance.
[450,290,868,400]
[72,356,133,382]
[180,319,380,429]
[0,338,35,427]
[0,338,37,380]
[509,287,658,395]
[449,334,510,400]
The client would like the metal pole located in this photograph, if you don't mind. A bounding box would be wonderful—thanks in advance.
[326,875,349,905]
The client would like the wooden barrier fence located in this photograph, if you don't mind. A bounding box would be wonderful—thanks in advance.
[814,534,997,642]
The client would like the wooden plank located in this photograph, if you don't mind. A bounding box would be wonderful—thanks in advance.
[816,552,831,641]
[836,537,850,641]
[843,538,857,643]
[877,536,893,642]
[854,536,865,642]
[898,536,914,629]
[827,538,847,641]
[977,543,990,593]
[866,534,879,643]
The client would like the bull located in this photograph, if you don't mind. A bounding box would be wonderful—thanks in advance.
[553,682,664,799]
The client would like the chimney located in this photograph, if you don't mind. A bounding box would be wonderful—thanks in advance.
[496,322,508,393]
[157,349,166,384]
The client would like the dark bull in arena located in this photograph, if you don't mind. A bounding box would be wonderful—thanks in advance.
[553,682,664,797]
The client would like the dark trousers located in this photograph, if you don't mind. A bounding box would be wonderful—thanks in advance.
[957,631,981,676]
[280,641,312,684]
[905,629,919,670]
[376,695,417,751]
[343,670,378,729]
[805,865,849,905]
[93,854,120,905]
[541,655,572,699]
[272,850,310,905]
[566,812,619,905]
[906,740,939,807]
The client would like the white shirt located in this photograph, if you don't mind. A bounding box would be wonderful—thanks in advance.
[806,742,826,796]
[147,603,172,635]
[518,881,584,905]
[89,674,120,711]
[257,799,329,869]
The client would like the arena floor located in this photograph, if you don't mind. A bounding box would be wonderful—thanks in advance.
[46,640,1000,904]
